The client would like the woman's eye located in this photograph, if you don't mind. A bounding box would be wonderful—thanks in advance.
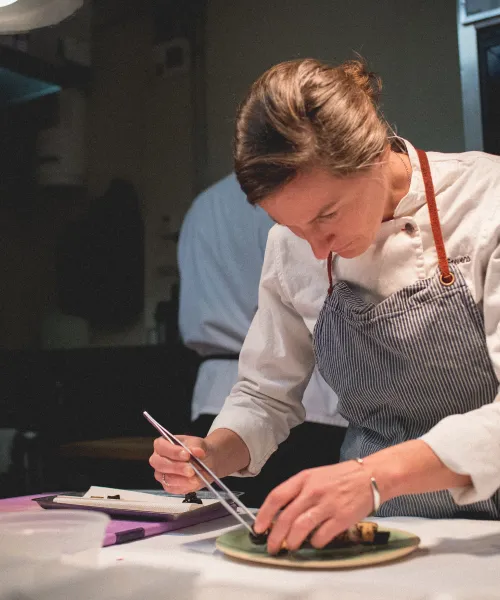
[318,212,337,221]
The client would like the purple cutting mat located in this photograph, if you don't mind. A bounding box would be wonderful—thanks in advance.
[0,493,228,546]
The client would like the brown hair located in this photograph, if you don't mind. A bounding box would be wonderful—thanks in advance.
[234,58,390,205]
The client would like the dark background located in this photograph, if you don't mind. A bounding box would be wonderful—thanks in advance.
[0,0,498,498]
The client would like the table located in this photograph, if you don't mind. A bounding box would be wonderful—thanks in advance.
[99,514,500,599]
[2,494,500,600]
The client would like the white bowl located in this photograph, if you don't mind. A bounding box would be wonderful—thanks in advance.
[0,509,109,566]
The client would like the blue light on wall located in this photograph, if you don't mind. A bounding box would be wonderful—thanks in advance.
[0,67,60,107]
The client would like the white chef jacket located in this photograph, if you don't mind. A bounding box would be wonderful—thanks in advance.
[178,173,346,426]
[210,140,500,505]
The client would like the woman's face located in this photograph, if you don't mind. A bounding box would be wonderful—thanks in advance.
[259,161,391,260]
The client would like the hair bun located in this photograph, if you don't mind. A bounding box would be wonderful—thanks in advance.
[341,59,382,105]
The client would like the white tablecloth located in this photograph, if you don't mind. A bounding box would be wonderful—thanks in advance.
[98,515,500,600]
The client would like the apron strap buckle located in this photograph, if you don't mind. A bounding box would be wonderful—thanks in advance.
[440,272,455,286]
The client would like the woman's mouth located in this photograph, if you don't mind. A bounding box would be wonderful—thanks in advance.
[332,241,352,254]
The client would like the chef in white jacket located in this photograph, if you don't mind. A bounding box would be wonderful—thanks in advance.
[152,58,500,553]
[177,173,346,504]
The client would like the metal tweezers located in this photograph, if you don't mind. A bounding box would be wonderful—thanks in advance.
[143,411,256,533]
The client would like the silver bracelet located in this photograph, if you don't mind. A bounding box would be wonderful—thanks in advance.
[355,457,381,515]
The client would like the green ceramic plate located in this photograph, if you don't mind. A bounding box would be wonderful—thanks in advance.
[216,525,420,569]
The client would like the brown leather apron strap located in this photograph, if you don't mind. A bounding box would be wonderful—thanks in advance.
[327,252,334,295]
[326,148,454,294]
[416,149,454,286]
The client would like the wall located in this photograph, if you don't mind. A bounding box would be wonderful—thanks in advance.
[0,0,464,349]
[205,0,464,183]
[27,0,91,64]
[0,1,92,351]
[86,2,195,346]
[0,0,195,349]
[0,177,89,349]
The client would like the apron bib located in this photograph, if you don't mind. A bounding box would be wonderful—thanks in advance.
[313,150,500,519]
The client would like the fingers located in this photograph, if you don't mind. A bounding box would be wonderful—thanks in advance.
[150,435,209,493]
[153,470,204,494]
[267,498,351,554]
[254,463,376,555]
[309,516,350,548]
[153,436,207,462]
[150,435,207,476]
[281,505,329,552]
[254,471,306,535]
[266,495,324,554]
[153,437,189,461]
[149,454,195,477]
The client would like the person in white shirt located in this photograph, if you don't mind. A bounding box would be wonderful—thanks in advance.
[177,173,347,505]
[151,57,500,553]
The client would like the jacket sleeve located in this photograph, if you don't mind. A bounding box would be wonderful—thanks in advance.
[421,240,500,504]
[209,228,316,476]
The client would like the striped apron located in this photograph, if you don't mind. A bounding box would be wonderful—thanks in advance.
[313,149,500,519]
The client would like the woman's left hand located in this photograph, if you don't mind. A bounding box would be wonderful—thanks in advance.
[253,460,375,554]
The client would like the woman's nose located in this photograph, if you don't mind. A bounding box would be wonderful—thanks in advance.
[307,234,332,260]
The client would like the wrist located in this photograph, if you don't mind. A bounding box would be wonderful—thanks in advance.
[354,458,382,513]
[205,427,251,478]
[362,443,414,503]
[362,439,472,501]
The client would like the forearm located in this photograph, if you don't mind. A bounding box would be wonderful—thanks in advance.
[205,428,251,478]
[363,440,472,502]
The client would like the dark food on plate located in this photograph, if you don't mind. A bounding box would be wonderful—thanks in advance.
[249,526,270,545]
[249,521,390,549]
[183,492,203,504]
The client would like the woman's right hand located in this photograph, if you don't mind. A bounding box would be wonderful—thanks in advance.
[149,435,214,494]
